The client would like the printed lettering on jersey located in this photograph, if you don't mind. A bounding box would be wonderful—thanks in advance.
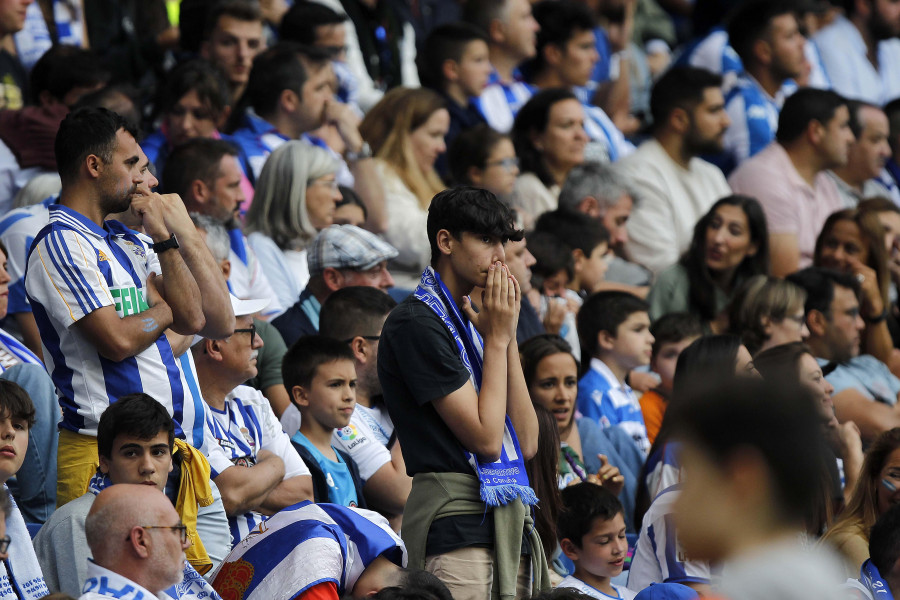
[110,285,149,318]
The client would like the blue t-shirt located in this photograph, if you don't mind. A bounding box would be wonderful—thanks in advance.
[577,358,650,455]
[291,431,359,507]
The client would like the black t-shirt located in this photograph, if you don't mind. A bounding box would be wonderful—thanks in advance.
[379,295,494,553]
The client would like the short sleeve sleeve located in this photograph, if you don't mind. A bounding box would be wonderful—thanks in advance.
[26,229,113,324]
[332,416,391,482]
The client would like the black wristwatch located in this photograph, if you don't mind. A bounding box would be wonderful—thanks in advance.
[864,308,889,325]
[152,234,179,254]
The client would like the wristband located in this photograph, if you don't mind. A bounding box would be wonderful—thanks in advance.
[864,309,888,325]
[151,234,179,254]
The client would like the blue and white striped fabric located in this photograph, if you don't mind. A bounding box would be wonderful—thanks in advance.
[15,0,86,72]
[210,501,405,600]
[204,385,310,545]
[583,104,635,163]
[628,484,713,590]
[0,196,54,316]
[25,205,207,443]
[226,230,284,319]
[475,77,536,134]
[229,111,290,182]
[643,441,682,503]
[0,327,41,370]
[674,27,743,91]
[722,75,785,171]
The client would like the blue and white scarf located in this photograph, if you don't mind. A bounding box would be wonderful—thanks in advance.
[860,559,895,599]
[2,487,48,600]
[414,267,538,507]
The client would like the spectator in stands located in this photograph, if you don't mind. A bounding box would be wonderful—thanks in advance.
[272,224,397,347]
[34,393,229,596]
[284,335,365,507]
[728,275,809,355]
[511,88,588,226]
[754,342,864,509]
[828,101,897,205]
[0,244,54,526]
[534,209,610,296]
[520,334,643,526]
[557,483,634,599]
[729,89,852,276]
[419,22,491,178]
[558,162,650,291]
[822,428,900,577]
[787,267,899,442]
[360,87,449,289]
[26,107,234,507]
[845,503,900,598]
[463,0,539,133]
[618,66,731,276]
[722,0,807,172]
[448,124,519,202]
[668,377,845,600]
[0,45,109,215]
[0,0,32,111]
[191,294,314,546]
[279,2,361,114]
[200,0,265,104]
[80,485,191,600]
[334,187,367,227]
[211,500,411,600]
[814,0,900,105]
[338,0,421,110]
[164,138,282,319]
[648,195,769,331]
[639,313,703,445]
[0,380,49,599]
[319,286,411,528]
[378,187,545,599]
[814,209,894,360]
[141,60,235,189]
[576,291,653,456]
[504,233,545,345]
[244,141,340,311]
[529,0,633,165]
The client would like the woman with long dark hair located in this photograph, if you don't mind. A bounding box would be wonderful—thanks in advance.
[648,195,769,331]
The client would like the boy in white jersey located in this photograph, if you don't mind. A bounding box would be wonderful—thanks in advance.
[558,482,636,600]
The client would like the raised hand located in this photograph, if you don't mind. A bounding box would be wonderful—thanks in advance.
[588,454,625,496]
[462,262,519,345]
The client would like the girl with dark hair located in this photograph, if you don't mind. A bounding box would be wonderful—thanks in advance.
[520,334,644,530]
[648,195,770,331]
[511,88,587,227]
[448,124,520,201]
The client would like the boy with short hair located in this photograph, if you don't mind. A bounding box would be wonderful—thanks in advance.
[557,482,636,600]
[577,291,654,455]
[378,187,545,600]
[284,335,366,508]
[419,23,491,176]
[535,209,611,296]
[640,314,703,444]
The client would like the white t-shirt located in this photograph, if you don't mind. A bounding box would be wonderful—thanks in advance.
[559,575,636,600]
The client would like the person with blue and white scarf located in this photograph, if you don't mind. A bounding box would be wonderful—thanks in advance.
[378,187,549,600]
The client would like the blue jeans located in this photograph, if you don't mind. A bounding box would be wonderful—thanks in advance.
[3,363,58,523]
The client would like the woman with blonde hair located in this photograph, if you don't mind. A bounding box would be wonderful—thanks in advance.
[821,428,900,576]
[245,141,342,312]
[360,87,449,287]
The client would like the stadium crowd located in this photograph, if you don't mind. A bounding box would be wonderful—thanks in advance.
[0,0,900,598]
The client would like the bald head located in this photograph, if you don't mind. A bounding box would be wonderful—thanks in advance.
[86,485,187,593]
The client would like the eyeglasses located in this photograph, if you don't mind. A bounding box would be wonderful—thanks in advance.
[485,157,519,172]
[140,524,189,544]
[233,324,257,340]
[341,335,381,344]
[0,535,10,553]
[308,178,340,190]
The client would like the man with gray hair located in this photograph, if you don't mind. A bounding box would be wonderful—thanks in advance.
[80,485,191,600]
[558,162,651,291]
[272,224,398,347]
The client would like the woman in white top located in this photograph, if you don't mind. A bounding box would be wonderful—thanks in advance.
[244,141,342,311]
[360,87,448,288]
[511,88,588,228]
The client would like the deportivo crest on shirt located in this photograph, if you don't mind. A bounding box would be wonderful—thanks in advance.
[123,239,146,259]
[240,427,256,448]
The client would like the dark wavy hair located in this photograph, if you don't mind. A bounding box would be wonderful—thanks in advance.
[512,87,579,187]
[680,195,770,321]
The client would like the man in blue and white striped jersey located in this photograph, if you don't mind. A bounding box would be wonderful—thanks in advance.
[25,106,235,507]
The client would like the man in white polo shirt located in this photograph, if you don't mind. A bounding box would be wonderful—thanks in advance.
[25,106,236,507]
